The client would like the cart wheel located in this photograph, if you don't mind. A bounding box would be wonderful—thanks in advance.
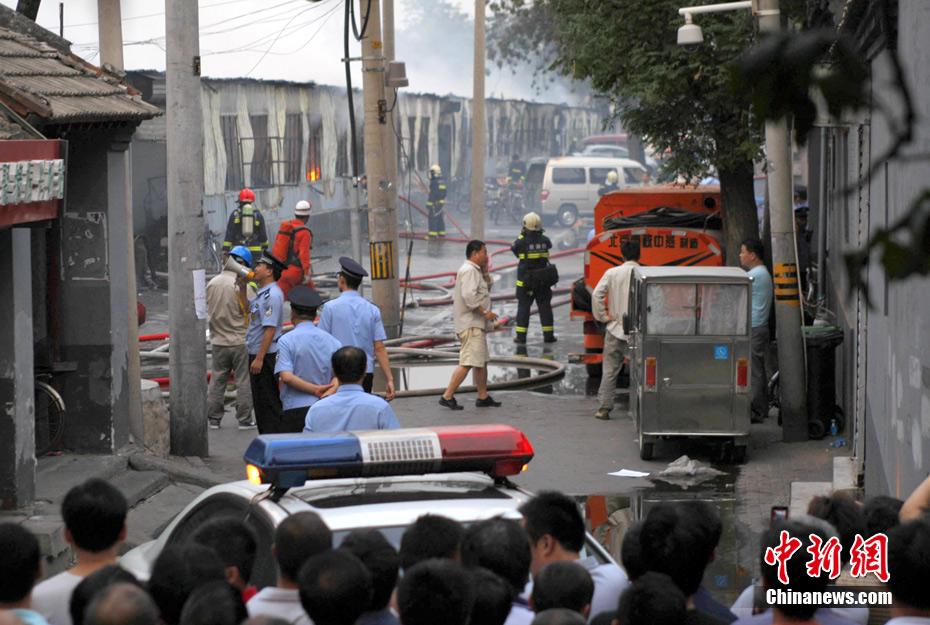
[639,432,654,460]
[808,419,826,440]
[833,405,846,432]
[732,445,747,464]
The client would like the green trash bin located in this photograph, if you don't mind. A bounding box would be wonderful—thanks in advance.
[804,326,844,439]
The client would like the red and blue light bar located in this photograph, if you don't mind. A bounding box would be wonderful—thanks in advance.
[243,424,535,489]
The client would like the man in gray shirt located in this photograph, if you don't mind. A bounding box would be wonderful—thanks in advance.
[440,240,502,410]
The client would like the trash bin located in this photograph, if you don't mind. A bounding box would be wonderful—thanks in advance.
[804,326,844,439]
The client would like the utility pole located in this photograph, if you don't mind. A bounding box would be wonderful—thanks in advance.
[167,0,208,456]
[362,0,401,338]
[98,0,144,447]
[759,0,807,441]
[470,0,486,240]
[379,0,401,337]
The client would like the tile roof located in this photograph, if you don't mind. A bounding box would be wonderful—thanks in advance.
[0,16,162,125]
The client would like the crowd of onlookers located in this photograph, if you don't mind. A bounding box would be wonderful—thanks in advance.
[3,475,930,625]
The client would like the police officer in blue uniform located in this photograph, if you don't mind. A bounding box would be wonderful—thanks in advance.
[318,257,395,400]
[246,250,287,434]
[512,212,556,344]
[275,286,343,433]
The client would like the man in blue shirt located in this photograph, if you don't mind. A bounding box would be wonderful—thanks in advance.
[739,239,773,424]
[318,257,395,400]
[275,287,342,433]
[304,346,400,433]
[246,250,288,434]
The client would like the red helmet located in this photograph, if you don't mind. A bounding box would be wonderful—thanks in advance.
[238,188,255,203]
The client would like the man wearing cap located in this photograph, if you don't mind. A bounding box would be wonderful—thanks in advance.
[206,245,257,430]
[276,200,314,298]
[246,250,288,434]
[275,286,342,433]
[439,240,502,410]
[304,346,400,433]
[318,257,395,401]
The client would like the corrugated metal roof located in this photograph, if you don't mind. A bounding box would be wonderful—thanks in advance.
[0,27,162,124]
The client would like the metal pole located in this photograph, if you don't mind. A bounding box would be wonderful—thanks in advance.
[470,0,486,240]
[759,0,807,442]
[167,0,208,456]
[361,0,401,338]
[816,128,827,302]
[380,0,401,333]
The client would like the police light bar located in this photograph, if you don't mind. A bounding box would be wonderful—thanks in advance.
[243,424,534,490]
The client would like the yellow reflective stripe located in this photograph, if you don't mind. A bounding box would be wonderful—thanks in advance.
[439,185,446,190]
[542,326,554,331]
[516,327,528,332]
[518,254,526,259]
[527,253,545,258]
[516,280,524,287]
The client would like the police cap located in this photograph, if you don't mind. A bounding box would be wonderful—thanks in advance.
[288,286,324,311]
[257,250,287,273]
[338,256,368,280]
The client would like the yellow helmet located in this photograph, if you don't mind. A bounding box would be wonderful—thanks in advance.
[606,171,619,184]
[429,165,442,177]
[522,212,542,231]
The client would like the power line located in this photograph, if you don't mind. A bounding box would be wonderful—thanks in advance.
[56,0,270,29]
[244,1,340,73]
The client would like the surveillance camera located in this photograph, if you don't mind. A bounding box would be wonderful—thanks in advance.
[677,22,703,52]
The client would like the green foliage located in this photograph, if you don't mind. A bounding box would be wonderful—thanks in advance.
[732,31,869,144]
[489,0,765,180]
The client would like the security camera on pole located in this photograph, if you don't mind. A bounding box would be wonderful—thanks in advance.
[675,0,807,441]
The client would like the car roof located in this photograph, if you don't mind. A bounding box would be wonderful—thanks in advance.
[548,156,646,168]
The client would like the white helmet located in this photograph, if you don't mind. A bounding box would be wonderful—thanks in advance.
[295,200,311,216]
[429,164,441,177]
[522,212,542,231]
[606,171,619,184]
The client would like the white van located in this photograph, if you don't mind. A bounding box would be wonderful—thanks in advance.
[538,156,648,227]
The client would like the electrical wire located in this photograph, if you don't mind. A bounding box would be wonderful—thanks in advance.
[349,0,373,41]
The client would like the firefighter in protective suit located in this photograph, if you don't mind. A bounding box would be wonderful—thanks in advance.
[512,212,556,344]
[426,165,447,239]
[597,170,620,196]
[223,188,269,259]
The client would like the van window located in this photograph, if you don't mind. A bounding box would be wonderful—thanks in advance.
[526,163,546,184]
[551,168,586,184]
[589,167,617,185]
[623,167,646,185]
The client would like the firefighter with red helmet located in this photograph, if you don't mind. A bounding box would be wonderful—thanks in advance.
[223,188,269,259]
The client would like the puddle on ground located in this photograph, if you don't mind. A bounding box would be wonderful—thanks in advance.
[580,475,747,608]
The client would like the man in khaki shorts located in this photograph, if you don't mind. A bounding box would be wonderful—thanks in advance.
[439,240,502,410]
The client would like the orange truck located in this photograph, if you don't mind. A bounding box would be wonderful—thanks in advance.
[570,185,725,376]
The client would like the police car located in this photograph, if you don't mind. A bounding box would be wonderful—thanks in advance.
[120,424,615,587]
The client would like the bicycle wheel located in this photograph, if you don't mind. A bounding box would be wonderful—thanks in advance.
[35,380,65,456]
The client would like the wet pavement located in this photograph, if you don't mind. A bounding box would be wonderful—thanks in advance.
[134,217,849,609]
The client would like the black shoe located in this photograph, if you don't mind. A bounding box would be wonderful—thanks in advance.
[543,335,557,343]
[439,396,464,411]
[476,395,502,407]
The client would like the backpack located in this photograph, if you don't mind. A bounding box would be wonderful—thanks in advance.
[272,221,311,267]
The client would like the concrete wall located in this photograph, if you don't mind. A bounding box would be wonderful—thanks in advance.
[823,3,930,499]
[56,129,134,453]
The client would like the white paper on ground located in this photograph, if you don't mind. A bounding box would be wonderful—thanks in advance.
[607,469,650,478]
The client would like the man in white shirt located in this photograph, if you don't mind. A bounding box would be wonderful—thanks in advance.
[247,512,333,625]
[519,491,628,621]
[885,519,930,625]
[591,240,640,420]
[440,240,501,410]
[32,479,128,625]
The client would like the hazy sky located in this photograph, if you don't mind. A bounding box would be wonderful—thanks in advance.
[0,0,574,102]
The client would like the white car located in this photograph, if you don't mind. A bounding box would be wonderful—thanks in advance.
[120,425,616,587]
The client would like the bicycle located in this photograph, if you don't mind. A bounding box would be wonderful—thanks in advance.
[204,222,224,272]
[496,185,524,225]
[34,369,65,457]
